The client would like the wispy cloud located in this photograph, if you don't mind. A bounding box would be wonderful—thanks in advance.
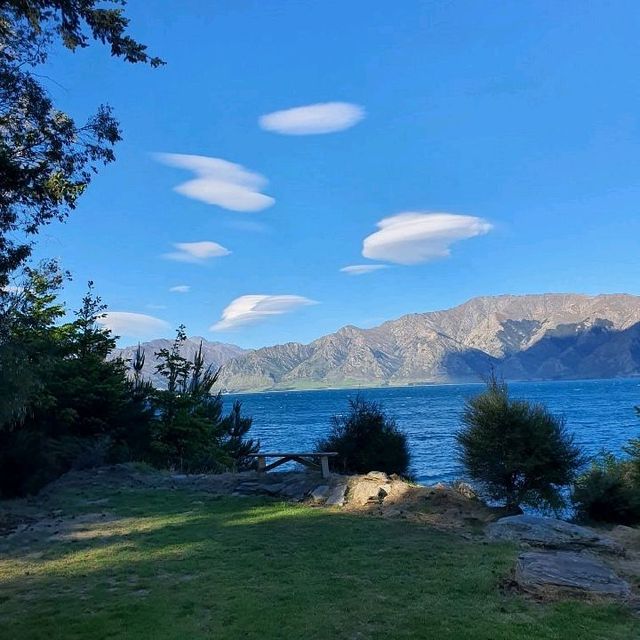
[163,241,231,263]
[2,285,23,294]
[98,312,170,338]
[259,102,365,135]
[362,212,492,265]
[211,295,317,331]
[169,285,190,293]
[340,264,389,276]
[155,153,274,211]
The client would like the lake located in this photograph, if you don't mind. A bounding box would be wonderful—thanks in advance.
[225,378,640,484]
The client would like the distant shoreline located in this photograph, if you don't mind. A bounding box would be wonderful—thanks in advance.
[222,376,640,396]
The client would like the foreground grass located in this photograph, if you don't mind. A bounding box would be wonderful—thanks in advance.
[0,486,638,640]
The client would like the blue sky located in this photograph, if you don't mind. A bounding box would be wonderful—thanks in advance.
[32,0,640,348]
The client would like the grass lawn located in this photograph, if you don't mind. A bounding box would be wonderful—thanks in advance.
[0,485,638,640]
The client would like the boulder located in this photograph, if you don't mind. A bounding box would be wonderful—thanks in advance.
[348,476,391,506]
[515,551,631,599]
[487,515,624,555]
[325,483,348,507]
[309,485,330,502]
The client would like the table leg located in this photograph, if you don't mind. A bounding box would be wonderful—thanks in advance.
[257,456,266,472]
[320,455,330,478]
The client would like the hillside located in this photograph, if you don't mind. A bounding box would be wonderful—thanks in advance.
[110,337,247,388]
[112,294,640,392]
[217,293,640,391]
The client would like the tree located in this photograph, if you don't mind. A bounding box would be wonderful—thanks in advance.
[0,276,151,497]
[0,259,67,428]
[220,401,259,471]
[317,396,410,476]
[572,453,640,525]
[0,1,162,286]
[150,328,231,472]
[456,375,584,512]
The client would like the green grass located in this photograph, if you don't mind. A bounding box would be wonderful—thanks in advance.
[0,486,638,640]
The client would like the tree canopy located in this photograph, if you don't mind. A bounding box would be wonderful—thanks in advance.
[0,0,162,286]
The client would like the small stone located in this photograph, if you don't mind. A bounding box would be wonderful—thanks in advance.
[515,551,630,599]
[364,471,389,481]
[452,481,478,500]
[378,484,392,498]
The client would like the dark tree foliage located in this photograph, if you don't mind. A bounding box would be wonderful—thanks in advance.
[0,260,67,428]
[572,453,640,525]
[220,400,260,471]
[0,0,162,285]
[0,275,151,497]
[150,327,231,473]
[456,375,584,511]
[317,396,410,476]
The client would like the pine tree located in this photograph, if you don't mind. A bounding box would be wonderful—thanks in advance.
[220,401,259,471]
[150,328,231,472]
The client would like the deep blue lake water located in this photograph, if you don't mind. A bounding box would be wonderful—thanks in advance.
[224,379,640,484]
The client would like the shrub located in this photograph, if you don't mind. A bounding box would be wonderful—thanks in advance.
[456,375,584,512]
[317,396,410,476]
[572,453,640,525]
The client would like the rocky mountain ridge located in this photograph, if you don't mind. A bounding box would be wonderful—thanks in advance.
[114,294,640,392]
[110,337,247,388]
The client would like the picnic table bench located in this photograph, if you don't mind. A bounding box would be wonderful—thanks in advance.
[246,451,338,479]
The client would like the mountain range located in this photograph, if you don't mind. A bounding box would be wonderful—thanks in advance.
[111,338,247,388]
[113,294,640,392]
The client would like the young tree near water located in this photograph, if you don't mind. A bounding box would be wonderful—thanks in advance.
[220,401,260,471]
[149,328,257,474]
[317,396,410,476]
[456,375,584,512]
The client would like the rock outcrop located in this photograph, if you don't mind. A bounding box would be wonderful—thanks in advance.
[487,515,624,555]
[515,551,631,598]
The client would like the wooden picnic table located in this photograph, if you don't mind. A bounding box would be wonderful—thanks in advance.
[246,451,338,479]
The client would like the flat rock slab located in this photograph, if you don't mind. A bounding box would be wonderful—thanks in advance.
[309,485,331,502]
[515,551,631,599]
[325,483,348,507]
[487,515,623,555]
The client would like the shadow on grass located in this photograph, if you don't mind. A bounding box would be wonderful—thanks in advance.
[1,489,638,640]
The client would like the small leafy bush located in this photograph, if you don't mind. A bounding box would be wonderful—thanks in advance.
[317,396,410,476]
[573,452,640,525]
[456,375,584,512]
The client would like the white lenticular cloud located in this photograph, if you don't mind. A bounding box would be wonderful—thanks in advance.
[211,295,317,331]
[169,285,190,293]
[155,153,274,211]
[340,264,389,276]
[362,212,493,265]
[163,241,231,263]
[98,312,170,338]
[259,102,365,135]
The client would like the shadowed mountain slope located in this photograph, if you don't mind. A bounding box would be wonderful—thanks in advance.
[216,294,640,391]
